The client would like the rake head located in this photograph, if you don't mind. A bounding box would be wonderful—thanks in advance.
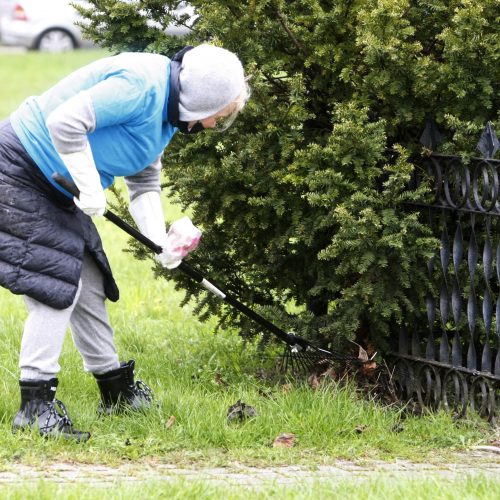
[278,334,362,375]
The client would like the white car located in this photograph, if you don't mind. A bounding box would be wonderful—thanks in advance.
[0,0,194,52]
[0,0,93,52]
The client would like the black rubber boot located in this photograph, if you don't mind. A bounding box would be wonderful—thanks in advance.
[94,360,153,414]
[12,379,90,442]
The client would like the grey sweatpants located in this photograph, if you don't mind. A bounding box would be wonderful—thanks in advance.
[19,252,120,380]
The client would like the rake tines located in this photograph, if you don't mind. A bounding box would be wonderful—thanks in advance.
[279,341,361,375]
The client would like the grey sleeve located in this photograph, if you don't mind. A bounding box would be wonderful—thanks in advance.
[45,91,96,154]
[125,156,162,202]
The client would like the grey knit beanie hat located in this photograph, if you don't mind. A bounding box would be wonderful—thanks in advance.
[178,44,245,122]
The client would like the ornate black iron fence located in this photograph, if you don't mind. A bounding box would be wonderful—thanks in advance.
[391,122,500,422]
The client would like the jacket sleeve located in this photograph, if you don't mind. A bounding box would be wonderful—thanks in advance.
[46,92,96,154]
[46,73,145,154]
[124,155,162,202]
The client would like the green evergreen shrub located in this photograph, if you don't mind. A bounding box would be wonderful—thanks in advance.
[77,1,499,350]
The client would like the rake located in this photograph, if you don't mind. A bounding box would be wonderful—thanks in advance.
[53,173,362,373]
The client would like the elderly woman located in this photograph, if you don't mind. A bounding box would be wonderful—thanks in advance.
[0,44,249,441]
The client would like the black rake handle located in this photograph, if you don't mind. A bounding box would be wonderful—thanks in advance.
[51,173,304,349]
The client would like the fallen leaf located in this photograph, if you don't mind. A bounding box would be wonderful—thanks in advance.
[165,415,176,429]
[308,366,338,390]
[272,433,296,448]
[358,345,369,362]
[214,372,229,387]
[322,366,338,380]
[349,340,377,365]
[281,383,293,394]
[307,373,321,390]
[360,361,378,374]
[348,341,378,374]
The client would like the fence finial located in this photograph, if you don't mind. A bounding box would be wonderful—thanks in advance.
[477,122,499,159]
[420,120,444,151]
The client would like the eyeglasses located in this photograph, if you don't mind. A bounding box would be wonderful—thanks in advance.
[213,113,237,132]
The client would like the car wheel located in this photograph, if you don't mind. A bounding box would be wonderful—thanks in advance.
[36,29,76,52]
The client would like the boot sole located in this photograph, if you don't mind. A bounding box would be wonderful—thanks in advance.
[12,424,91,443]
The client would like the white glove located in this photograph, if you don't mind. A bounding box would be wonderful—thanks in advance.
[58,142,106,217]
[129,192,201,269]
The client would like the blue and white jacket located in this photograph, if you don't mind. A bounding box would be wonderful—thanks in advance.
[10,52,177,199]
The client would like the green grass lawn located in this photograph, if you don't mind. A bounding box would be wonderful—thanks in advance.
[0,49,498,498]
[0,49,112,119]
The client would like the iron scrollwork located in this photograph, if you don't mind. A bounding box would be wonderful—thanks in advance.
[395,151,500,422]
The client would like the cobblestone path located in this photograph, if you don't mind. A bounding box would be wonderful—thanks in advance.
[0,451,499,485]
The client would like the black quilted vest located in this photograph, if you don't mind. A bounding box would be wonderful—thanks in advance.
[0,120,119,309]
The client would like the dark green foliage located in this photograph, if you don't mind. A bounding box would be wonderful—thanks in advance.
[77,1,499,349]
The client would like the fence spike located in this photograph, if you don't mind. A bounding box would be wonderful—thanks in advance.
[477,122,499,159]
[420,120,444,151]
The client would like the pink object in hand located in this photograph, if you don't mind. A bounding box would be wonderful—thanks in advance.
[165,216,202,262]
